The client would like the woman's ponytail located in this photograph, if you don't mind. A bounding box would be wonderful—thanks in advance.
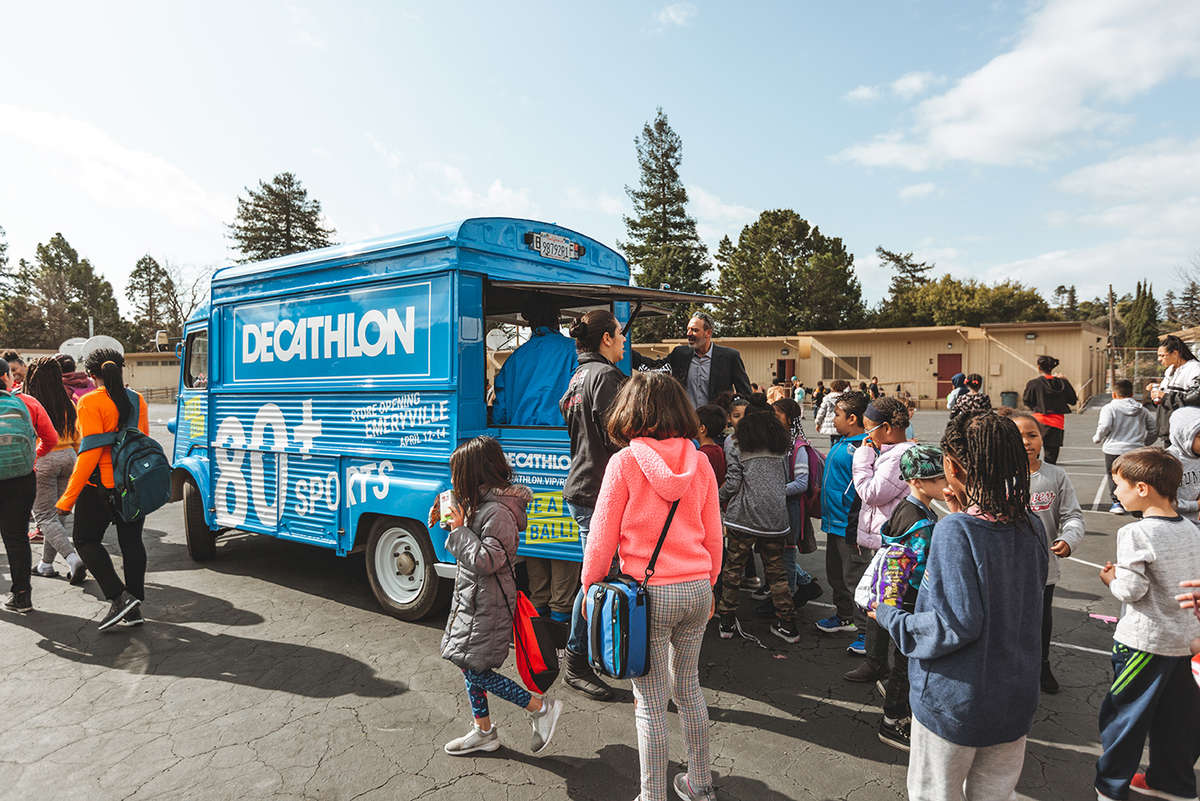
[85,348,131,423]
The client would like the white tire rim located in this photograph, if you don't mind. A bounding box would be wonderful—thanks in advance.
[374,527,426,606]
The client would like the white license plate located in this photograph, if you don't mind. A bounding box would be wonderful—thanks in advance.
[536,233,573,262]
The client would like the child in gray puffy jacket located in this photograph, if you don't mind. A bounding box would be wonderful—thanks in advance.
[717,402,798,644]
[430,436,562,757]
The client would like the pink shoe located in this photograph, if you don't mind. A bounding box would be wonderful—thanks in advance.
[1130,773,1198,801]
[28,529,43,543]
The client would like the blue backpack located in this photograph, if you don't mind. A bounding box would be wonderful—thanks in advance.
[80,389,171,522]
[0,392,36,480]
[585,499,679,679]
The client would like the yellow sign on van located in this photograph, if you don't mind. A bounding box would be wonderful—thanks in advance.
[525,491,579,544]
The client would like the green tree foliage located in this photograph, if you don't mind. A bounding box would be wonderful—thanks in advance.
[874,248,934,327]
[227,172,336,263]
[714,209,865,336]
[0,226,50,348]
[14,234,130,348]
[886,275,1054,327]
[126,255,180,349]
[1123,281,1161,348]
[1173,281,1200,328]
[620,108,711,342]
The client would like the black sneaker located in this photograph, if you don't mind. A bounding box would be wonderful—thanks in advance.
[878,716,911,751]
[717,612,738,639]
[793,579,823,608]
[121,606,144,627]
[98,591,141,632]
[770,619,801,644]
[4,590,32,613]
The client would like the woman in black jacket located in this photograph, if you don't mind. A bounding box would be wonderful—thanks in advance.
[1022,355,1077,464]
[557,309,626,700]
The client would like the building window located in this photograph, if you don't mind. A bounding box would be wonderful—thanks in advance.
[821,355,871,380]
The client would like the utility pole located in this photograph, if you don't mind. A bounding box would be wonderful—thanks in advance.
[1107,284,1115,392]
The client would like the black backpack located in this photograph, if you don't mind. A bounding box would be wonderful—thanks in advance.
[80,389,171,522]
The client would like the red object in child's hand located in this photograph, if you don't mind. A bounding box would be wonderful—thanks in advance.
[1191,654,1200,690]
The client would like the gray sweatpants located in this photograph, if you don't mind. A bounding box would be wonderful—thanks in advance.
[629,579,713,801]
[32,448,77,564]
[907,717,1026,801]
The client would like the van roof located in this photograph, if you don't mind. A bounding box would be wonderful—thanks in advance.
[211,217,629,287]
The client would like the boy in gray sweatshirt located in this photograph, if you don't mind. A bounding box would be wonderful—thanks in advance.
[1093,379,1156,513]
[1095,448,1200,801]
[1167,406,1200,522]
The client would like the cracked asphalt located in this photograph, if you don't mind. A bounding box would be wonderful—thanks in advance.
[1,404,1193,800]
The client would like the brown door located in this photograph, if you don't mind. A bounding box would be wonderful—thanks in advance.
[936,354,962,398]
[776,359,796,383]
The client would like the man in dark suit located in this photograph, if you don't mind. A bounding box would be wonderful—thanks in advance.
[635,312,752,406]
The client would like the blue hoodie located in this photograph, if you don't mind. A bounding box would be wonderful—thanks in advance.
[876,511,1048,747]
[820,432,866,541]
[493,326,578,427]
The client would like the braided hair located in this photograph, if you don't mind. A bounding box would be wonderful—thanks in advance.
[940,410,1030,521]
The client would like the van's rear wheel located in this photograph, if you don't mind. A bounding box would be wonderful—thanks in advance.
[183,481,217,561]
[365,520,447,620]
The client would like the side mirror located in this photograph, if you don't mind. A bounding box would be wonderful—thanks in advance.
[175,342,184,360]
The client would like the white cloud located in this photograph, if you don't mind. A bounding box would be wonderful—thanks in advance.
[1058,137,1200,200]
[841,0,1200,170]
[565,187,624,217]
[890,71,939,99]
[898,182,937,200]
[656,3,697,27]
[429,163,537,217]
[288,4,327,50]
[845,85,881,102]
[688,185,757,251]
[0,104,229,229]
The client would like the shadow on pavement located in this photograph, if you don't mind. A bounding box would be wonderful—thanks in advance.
[4,603,405,700]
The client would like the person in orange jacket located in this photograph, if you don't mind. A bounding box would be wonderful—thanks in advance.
[56,349,150,631]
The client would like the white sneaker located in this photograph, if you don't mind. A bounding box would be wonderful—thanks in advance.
[529,698,561,754]
[444,723,500,755]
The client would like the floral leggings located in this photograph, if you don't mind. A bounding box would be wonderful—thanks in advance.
[462,668,530,719]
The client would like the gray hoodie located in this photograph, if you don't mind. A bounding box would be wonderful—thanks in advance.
[720,438,790,537]
[1167,407,1200,516]
[1029,463,1086,585]
[1092,397,1156,455]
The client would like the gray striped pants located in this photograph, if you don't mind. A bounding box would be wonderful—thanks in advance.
[32,448,77,564]
[630,579,713,801]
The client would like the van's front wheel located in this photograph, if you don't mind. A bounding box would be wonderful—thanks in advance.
[365,520,447,620]
[183,481,217,561]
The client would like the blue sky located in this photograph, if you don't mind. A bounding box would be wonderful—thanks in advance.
[2,0,1198,319]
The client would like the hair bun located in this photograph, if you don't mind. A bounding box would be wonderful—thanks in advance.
[568,320,588,340]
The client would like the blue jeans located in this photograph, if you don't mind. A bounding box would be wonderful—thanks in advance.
[566,502,593,656]
[1095,643,1200,800]
[781,546,813,594]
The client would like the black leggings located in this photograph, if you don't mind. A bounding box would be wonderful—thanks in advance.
[0,472,37,594]
[71,484,146,601]
[1042,426,1064,464]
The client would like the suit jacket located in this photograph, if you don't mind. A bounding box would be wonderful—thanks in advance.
[636,343,752,402]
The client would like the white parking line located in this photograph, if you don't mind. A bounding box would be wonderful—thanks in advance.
[1051,641,1110,656]
[1091,477,1108,511]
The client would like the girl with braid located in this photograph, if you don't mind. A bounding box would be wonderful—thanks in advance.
[872,411,1048,801]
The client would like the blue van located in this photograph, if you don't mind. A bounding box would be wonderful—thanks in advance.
[168,218,710,619]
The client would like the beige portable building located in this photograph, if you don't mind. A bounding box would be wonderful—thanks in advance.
[634,321,1107,408]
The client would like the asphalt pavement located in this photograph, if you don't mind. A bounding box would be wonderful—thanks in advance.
[0,404,1191,800]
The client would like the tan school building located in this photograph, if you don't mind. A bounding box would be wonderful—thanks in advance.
[633,320,1108,408]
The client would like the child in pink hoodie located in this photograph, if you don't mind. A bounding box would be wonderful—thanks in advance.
[582,371,723,801]
[846,397,915,682]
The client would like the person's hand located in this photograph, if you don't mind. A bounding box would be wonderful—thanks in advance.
[1100,561,1117,586]
[941,487,964,514]
[708,596,715,621]
[447,502,464,530]
[866,608,877,620]
[1050,540,1072,558]
[1177,580,1200,622]
[427,502,439,528]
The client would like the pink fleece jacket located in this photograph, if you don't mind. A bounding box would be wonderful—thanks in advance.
[581,437,724,588]
[851,440,915,549]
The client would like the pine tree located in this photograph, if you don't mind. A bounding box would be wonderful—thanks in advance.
[619,108,711,342]
[1066,285,1078,320]
[227,172,336,263]
[126,255,179,349]
[1179,281,1200,328]
[874,247,935,326]
[1123,281,1161,348]
[714,209,864,336]
[0,227,49,347]
[23,234,130,347]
